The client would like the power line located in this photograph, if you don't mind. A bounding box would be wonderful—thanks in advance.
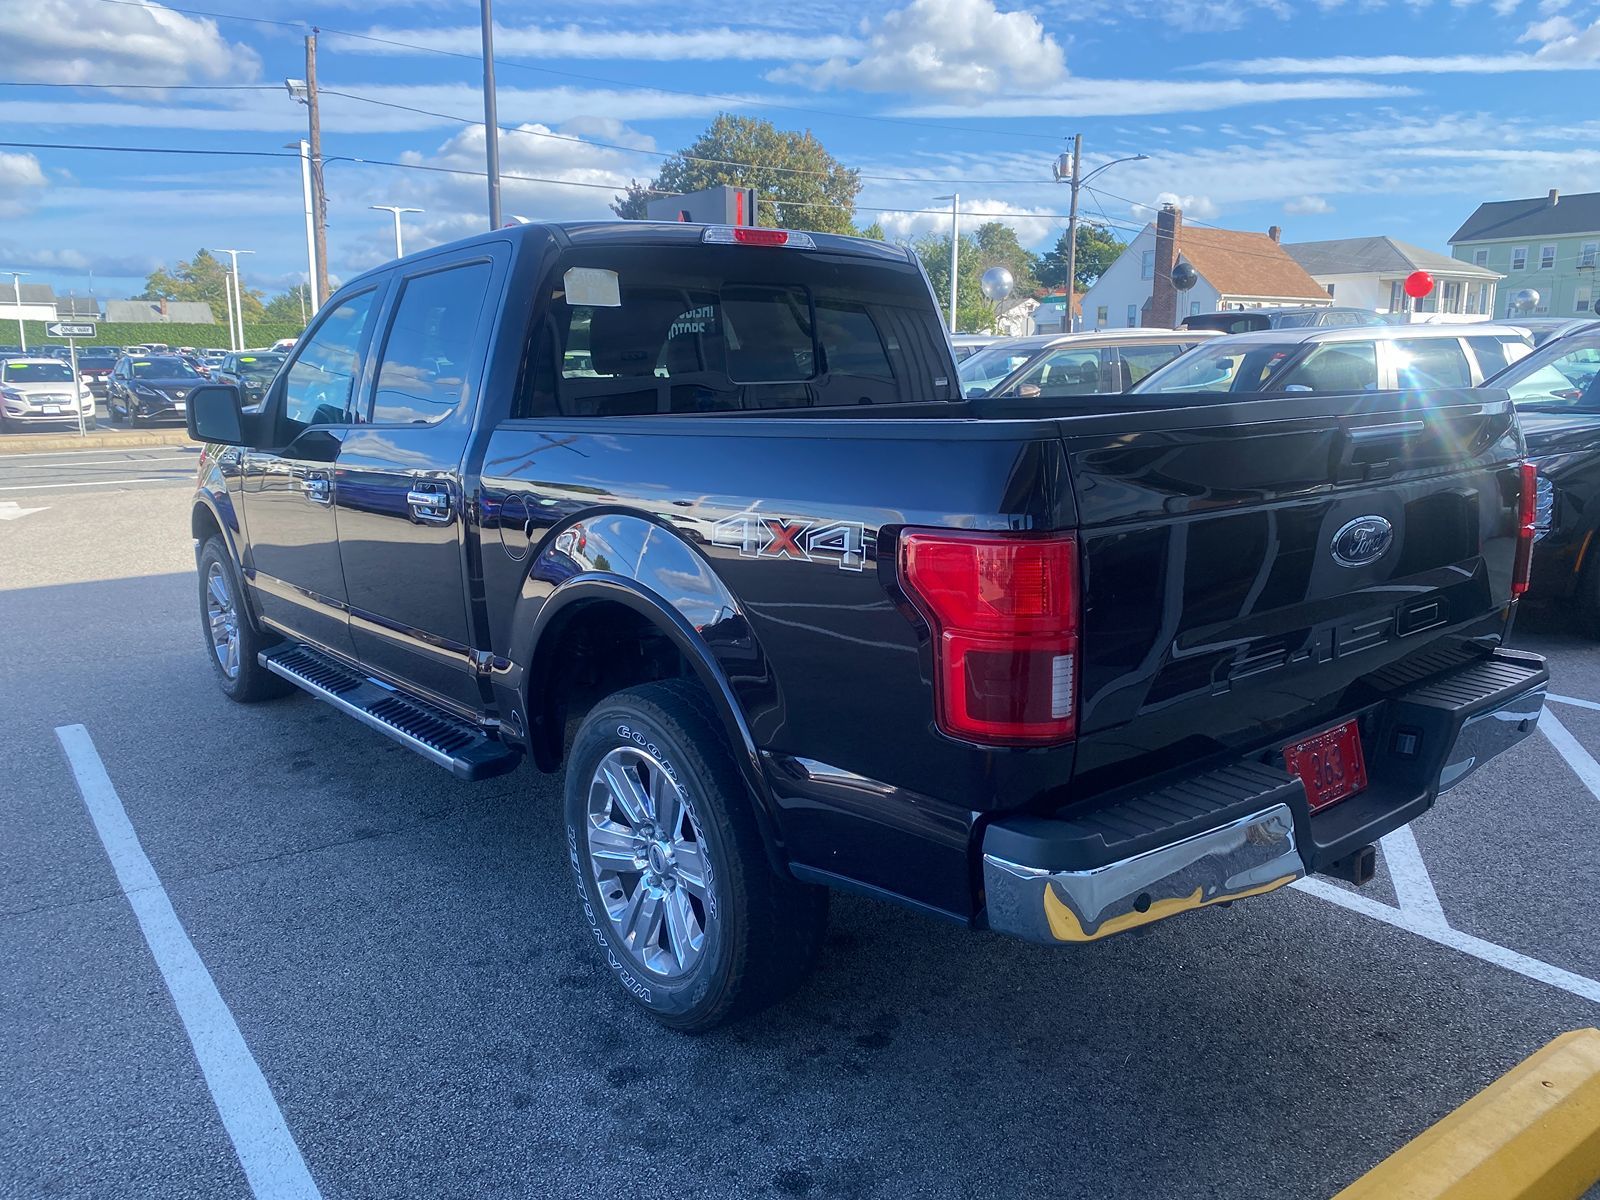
[87,0,1065,144]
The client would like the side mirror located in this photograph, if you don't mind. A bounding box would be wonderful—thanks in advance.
[186,383,249,446]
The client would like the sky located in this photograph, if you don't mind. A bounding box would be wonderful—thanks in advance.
[1,0,1597,304]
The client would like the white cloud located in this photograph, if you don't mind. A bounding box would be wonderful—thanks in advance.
[0,152,47,218]
[0,243,161,277]
[1215,15,1600,74]
[0,0,260,85]
[1284,195,1332,214]
[773,0,1067,96]
[347,22,861,61]
[870,198,1062,246]
[894,77,1416,118]
[1130,191,1220,220]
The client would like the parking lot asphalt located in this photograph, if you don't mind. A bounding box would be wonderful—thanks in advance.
[2,458,1598,1200]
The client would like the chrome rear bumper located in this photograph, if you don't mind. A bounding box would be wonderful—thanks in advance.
[983,650,1547,946]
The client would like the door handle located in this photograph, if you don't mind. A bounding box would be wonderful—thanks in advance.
[407,482,454,526]
[303,474,332,506]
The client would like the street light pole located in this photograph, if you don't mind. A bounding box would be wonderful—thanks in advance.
[1055,139,1149,331]
[934,193,959,332]
[6,271,26,351]
[370,206,423,260]
[480,0,502,229]
[286,139,320,313]
[217,249,254,351]
[222,269,238,353]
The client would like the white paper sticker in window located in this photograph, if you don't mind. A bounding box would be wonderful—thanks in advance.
[563,267,621,308]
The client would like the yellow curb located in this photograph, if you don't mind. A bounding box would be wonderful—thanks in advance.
[1335,1028,1600,1200]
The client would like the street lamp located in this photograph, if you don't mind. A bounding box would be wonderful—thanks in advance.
[5,271,26,351]
[215,249,254,352]
[1054,137,1149,330]
[370,205,423,260]
[933,193,959,332]
[284,140,320,313]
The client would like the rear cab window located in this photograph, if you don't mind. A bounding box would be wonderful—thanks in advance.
[519,242,956,417]
[1393,338,1472,389]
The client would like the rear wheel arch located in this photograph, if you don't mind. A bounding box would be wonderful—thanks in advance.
[522,579,787,866]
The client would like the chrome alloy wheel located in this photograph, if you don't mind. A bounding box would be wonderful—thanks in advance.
[205,562,240,679]
[586,746,711,978]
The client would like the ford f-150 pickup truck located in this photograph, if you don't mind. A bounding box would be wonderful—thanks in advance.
[185,220,1549,1030]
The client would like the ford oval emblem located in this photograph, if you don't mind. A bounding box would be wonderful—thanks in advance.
[1331,515,1393,568]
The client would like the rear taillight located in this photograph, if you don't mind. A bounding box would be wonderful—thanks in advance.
[1513,461,1536,598]
[900,530,1079,746]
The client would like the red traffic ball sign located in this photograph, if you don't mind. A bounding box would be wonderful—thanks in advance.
[1403,270,1434,299]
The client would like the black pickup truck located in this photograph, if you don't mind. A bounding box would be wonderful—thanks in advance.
[185,221,1549,1030]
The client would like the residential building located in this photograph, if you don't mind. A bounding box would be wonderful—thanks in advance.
[106,298,217,324]
[1285,236,1500,319]
[1081,205,1329,330]
[0,282,66,324]
[1450,190,1600,319]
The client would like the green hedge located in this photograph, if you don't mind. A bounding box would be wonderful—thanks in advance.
[9,320,305,350]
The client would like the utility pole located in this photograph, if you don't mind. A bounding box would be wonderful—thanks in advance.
[370,205,423,260]
[934,193,959,331]
[305,33,331,306]
[1064,134,1082,332]
[6,271,26,351]
[1054,138,1149,331]
[480,0,502,229]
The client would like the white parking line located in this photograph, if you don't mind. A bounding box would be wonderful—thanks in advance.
[54,725,322,1200]
[1292,876,1600,1005]
[1377,825,1447,928]
[0,477,179,491]
[0,445,193,460]
[5,454,196,471]
[1538,708,1600,805]
[1549,693,1600,713]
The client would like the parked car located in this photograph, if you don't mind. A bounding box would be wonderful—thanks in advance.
[950,333,1006,362]
[0,357,96,431]
[1478,330,1600,628]
[1132,323,1533,396]
[1504,317,1600,348]
[106,354,205,423]
[1180,306,1389,335]
[183,219,1548,1030]
[211,351,286,406]
[959,329,1219,398]
[76,350,119,397]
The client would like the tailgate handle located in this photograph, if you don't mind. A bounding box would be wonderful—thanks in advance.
[1336,419,1428,482]
[1347,420,1425,443]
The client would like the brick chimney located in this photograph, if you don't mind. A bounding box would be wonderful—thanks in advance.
[1549,188,1560,206]
[158,297,169,318]
[1268,225,1281,243]
[1149,203,1182,328]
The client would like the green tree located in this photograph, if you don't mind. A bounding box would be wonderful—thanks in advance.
[137,249,265,321]
[914,233,997,333]
[263,284,311,324]
[858,221,886,241]
[1037,223,1126,291]
[611,114,862,235]
[970,222,1041,296]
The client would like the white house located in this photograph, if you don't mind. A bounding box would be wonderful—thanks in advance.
[0,283,64,325]
[1081,206,1330,330]
[1284,236,1501,320]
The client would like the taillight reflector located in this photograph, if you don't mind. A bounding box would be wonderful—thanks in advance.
[900,530,1079,746]
[701,225,816,249]
[1513,461,1536,598]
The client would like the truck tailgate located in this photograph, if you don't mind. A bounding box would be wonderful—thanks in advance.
[1058,388,1525,798]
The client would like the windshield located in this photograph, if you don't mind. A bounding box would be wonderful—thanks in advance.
[1492,335,1600,411]
[130,357,202,380]
[235,354,285,383]
[1131,340,1300,394]
[3,360,75,383]
[958,342,1047,396]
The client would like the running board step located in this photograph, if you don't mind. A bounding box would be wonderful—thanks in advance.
[260,643,520,781]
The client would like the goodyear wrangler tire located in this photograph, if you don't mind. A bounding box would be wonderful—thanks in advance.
[564,679,828,1031]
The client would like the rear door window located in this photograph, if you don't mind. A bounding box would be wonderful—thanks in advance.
[1504,342,1600,411]
[1006,347,1102,397]
[1393,338,1472,389]
[1467,336,1513,376]
[369,260,493,425]
[1115,343,1191,385]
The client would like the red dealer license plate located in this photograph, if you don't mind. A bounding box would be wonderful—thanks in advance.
[1282,719,1368,812]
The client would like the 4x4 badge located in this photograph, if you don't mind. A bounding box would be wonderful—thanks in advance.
[1331,515,1393,567]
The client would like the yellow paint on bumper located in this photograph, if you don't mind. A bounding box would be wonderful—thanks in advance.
[1039,873,1298,942]
[1336,1027,1600,1200]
